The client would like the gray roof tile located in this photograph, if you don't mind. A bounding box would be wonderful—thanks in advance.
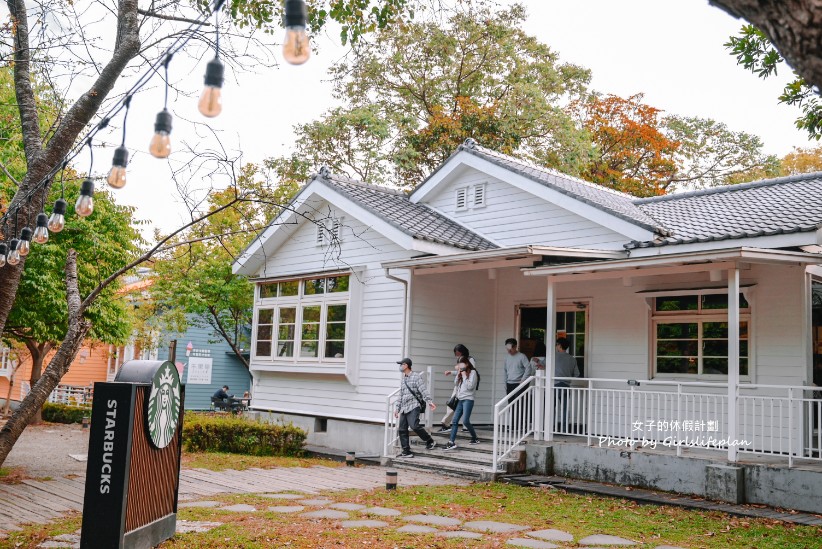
[316,172,497,251]
[629,173,822,248]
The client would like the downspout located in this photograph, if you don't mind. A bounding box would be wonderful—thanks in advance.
[384,268,411,357]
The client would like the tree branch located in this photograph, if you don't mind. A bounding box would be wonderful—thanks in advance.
[138,8,211,26]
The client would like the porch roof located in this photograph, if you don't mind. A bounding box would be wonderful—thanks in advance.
[522,247,822,282]
[382,245,627,274]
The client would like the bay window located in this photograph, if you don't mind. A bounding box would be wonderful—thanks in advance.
[253,274,349,365]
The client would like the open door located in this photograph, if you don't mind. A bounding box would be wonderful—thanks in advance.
[518,304,587,376]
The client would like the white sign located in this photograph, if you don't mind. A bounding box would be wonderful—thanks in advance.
[186,357,213,384]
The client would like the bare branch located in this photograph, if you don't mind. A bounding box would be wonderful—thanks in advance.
[139,8,211,26]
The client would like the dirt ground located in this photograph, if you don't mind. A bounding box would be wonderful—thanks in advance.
[3,422,90,478]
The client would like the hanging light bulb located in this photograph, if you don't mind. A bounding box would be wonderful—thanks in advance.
[6,239,20,266]
[149,109,172,158]
[75,179,94,217]
[107,146,128,189]
[48,199,67,232]
[18,228,32,257]
[0,244,6,268]
[282,0,310,65]
[198,58,225,117]
[33,213,49,244]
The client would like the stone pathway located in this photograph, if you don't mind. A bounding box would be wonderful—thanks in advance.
[36,489,689,548]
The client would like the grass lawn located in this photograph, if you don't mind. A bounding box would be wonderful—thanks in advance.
[181,451,344,471]
[5,481,820,548]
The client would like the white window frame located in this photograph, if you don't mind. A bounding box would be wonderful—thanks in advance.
[252,274,350,368]
[651,289,752,380]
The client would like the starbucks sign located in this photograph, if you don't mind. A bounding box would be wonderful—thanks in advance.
[146,362,181,448]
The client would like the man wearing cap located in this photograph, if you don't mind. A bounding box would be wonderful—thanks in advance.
[394,358,437,458]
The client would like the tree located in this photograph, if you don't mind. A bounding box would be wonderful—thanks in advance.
[711,1,822,103]
[275,2,592,187]
[0,0,423,467]
[780,146,822,175]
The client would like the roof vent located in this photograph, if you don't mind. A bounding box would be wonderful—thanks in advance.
[319,166,331,179]
[463,137,477,149]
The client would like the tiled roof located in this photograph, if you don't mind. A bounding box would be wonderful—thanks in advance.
[628,173,822,249]
[456,140,670,235]
[315,172,497,251]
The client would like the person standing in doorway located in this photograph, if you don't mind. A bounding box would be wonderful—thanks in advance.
[394,358,437,458]
[444,356,480,450]
[554,337,580,432]
[438,344,476,432]
[504,338,533,427]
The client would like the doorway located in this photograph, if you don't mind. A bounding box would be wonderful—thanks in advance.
[518,304,587,376]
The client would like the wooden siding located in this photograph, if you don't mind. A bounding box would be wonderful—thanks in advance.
[423,167,630,250]
[250,200,419,421]
[156,317,251,410]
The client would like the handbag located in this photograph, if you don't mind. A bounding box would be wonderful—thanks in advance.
[447,395,459,410]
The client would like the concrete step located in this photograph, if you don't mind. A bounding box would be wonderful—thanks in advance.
[375,454,502,481]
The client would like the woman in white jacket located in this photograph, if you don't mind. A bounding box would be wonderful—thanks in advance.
[444,356,480,450]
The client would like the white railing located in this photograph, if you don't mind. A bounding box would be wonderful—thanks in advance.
[546,378,822,466]
[383,366,434,457]
[492,375,537,472]
[48,384,93,408]
[0,346,17,378]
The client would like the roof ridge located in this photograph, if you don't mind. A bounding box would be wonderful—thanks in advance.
[632,171,822,204]
[313,170,408,197]
[461,142,637,201]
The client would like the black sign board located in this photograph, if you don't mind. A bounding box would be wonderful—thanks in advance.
[80,382,137,548]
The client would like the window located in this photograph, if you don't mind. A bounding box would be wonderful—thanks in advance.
[455,187,468,211]
[653,292,750,377]
[472,183,486,207]
[254,274,350,365]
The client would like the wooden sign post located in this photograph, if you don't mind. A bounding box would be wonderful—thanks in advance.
[80,360,185,548]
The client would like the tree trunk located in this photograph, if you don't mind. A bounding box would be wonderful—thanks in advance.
[710,1,822,92]
[23,341,51,425]
[0,251,90,466]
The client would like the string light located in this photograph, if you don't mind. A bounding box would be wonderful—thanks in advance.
[0,244,6,268]
[283,0,310,65]
[6,239,19,266]
[18,228,32,257]
[150,56,174,159]
[199,3,224,118]
[75,140,95,218]
[33,213,48,244]
[107,96,130,189]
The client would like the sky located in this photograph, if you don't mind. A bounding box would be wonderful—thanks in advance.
[74,1,821,236]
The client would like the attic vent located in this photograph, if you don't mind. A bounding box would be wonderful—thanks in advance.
[473,183,486,207]
[316,222,326,246]
[455,187,468,211]
[330,217,342,241]
[316,217,343,247]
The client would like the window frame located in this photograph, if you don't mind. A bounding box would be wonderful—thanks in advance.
[252,273,350,367]
[455,187,468,211]
[651,290,752,380]
[472,182,486,208]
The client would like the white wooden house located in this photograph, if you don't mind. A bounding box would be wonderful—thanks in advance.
[234,139,822,510]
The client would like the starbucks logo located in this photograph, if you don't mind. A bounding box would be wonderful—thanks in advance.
[147,363,181,449]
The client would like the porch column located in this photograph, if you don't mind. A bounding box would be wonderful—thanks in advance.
[727,268,740,462]
[545,277,556,442]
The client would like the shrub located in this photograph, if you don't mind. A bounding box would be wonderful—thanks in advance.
[42,403,89,424]
[182,413,306,456]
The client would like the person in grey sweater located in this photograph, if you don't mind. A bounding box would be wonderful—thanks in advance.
[444,356,480,450]
[504,338,533,396]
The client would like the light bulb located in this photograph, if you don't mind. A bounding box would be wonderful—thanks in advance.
[149,109,173,159]
[7,239,20,266]
[33,213,49,244]
[75,179,94,217]
[198,58,224,118]
[107,146,128,189]
[0,244,7,268]
[18,228,31,257]
[48,199,67,232]
[282,0,310,65]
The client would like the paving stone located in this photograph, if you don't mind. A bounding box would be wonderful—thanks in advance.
[37,542,77,549]
[527,529,574,542]
[340,520,390,528]
[464,520,528,533]
[506,539,559,549]
[403,514,462,527]
[220,504,258,513]
[52,534,81,543]
[267,505,305,513]
[179,500,222,508]
[360,506,402,517]
[653,546,688,549]
[260,493,304,500]
[579,534,637,546]
[297,498,334,506]
[396,524,438,534]
[330,502,368,511]
[301,509,350,519]
[437,530,483,539]
[176,520,223,534]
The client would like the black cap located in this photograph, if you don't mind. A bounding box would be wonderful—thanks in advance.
[284,0,307,28]
[204,57,225,88]
[154,109,173,134]
[396,358,412,367]
[52,198,67,216]
[20,227,32,242]
[112,145,129,167]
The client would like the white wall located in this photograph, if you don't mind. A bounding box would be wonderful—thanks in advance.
[423,167,630,250]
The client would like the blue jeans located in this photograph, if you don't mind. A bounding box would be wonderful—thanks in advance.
[450,399,477,442]
[554,381,570,432]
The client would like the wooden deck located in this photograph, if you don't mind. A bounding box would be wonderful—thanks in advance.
[0,465,455,534]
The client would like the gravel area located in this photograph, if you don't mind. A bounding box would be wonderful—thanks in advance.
[4,423,90,477]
